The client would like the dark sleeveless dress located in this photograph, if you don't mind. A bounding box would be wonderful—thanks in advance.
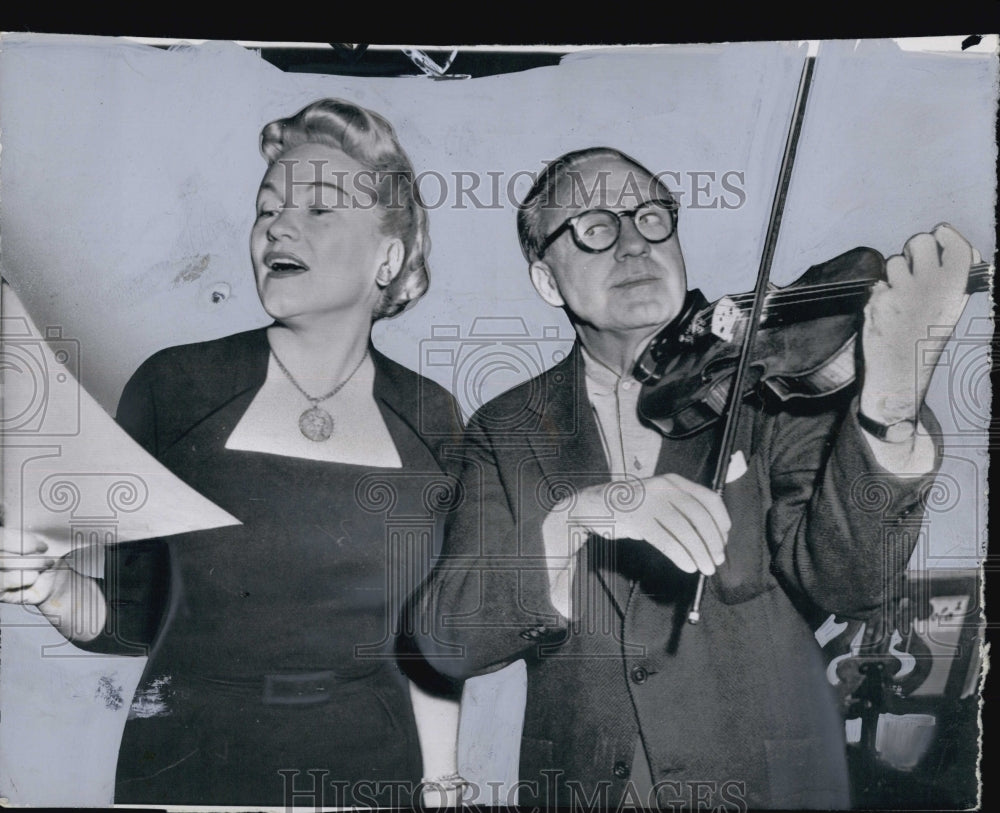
[82,332,459,808]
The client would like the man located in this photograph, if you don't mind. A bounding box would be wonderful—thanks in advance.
[417,147,975,809]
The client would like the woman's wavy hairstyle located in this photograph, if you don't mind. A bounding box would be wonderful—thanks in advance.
[259,98,430,320]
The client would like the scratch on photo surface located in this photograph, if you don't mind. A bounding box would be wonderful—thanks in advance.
[95,675,124,711]
[119,748,199,784]
[172,253,211,285]
[129,675,173,719]
[315,518,353,547]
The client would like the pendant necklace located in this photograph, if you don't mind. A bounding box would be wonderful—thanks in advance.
[270,345,369,442]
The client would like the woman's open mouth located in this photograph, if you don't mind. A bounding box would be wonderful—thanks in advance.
[264,252,309,278]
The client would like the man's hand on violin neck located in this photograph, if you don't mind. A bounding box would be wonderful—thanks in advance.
[861,223,976,422]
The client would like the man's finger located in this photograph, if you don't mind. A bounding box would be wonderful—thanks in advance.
[648,519,702,574]
[650,504,720,575]
[931,223,974,275]
[661,488,728,566]
[901,232,940,273]
[660,474,733,539]
[882,253,913,291]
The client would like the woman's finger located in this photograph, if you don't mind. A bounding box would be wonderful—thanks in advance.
[0,529,50,555]
[1,567,42,593]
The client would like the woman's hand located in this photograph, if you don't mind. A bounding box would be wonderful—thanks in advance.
[0,527,106,641]
[0,527,68,605]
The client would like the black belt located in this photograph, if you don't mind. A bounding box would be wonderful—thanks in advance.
[193,669,377,706]
[262,671,338,705]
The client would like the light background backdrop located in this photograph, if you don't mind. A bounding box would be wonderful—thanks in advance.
[0,35,995,806]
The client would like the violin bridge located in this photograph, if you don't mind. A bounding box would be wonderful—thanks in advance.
[711,296,741,343]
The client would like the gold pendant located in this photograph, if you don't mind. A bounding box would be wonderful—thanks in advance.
[299,406,334,441]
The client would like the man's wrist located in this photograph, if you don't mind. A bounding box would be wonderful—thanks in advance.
[857,409,917,443]
[858,389,920,443]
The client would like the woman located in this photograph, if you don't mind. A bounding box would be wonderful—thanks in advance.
[0,98,463,807]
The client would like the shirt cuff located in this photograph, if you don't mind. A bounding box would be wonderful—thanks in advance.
[541,507,580,622]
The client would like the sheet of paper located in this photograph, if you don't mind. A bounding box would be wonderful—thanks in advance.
[2,280,242,561]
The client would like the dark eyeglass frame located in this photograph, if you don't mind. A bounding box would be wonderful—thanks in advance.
[536,198,679,259]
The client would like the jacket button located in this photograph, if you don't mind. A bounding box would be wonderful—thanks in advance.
[631,666,648,684]
[613,761,630,779]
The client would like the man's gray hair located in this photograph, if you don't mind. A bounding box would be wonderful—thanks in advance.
[516,147,676,263]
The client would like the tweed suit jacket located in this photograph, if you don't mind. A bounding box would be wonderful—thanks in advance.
[419,341,937,809]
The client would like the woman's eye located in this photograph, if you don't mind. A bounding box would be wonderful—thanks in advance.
[309,208,334,216]
[256,207,277,219]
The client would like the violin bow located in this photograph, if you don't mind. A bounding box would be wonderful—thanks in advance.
[688,50,817,623]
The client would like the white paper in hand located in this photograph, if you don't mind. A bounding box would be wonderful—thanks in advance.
[1,281,241,559]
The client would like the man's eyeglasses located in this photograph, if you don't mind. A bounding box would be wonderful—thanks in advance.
[537,198,679,259]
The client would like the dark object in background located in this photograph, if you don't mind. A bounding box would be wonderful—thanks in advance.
[818,569,982,809]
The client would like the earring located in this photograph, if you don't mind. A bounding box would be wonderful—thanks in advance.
[377,263,393,286]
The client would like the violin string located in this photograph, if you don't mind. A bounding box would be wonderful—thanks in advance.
[722,264,991,310]
[725,280,875,306]
[698,283,871,324]
[688,265,991,333]
[691,286,867,331]
[724,267,991,312]
[725,287,875,320]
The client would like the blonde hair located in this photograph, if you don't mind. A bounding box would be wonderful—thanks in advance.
[260,98,430,320]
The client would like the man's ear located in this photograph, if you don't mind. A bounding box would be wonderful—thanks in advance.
[529,260,565,308]
[376,238,405,287]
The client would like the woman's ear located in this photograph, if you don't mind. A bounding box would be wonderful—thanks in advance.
[376,238,405,288]
[529,260,565,308]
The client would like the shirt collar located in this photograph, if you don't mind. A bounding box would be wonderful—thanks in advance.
[579,342,621,394]
[578,331,661,395]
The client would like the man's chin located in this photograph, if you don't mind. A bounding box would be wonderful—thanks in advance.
[616,304,682,332]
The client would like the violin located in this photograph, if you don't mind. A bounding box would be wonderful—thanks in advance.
[660,52,991,624]
[634,247,992,439]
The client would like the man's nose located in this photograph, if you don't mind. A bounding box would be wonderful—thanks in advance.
[614,215,650,259]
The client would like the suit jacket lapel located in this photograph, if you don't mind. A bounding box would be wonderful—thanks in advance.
[526,344,634,619]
